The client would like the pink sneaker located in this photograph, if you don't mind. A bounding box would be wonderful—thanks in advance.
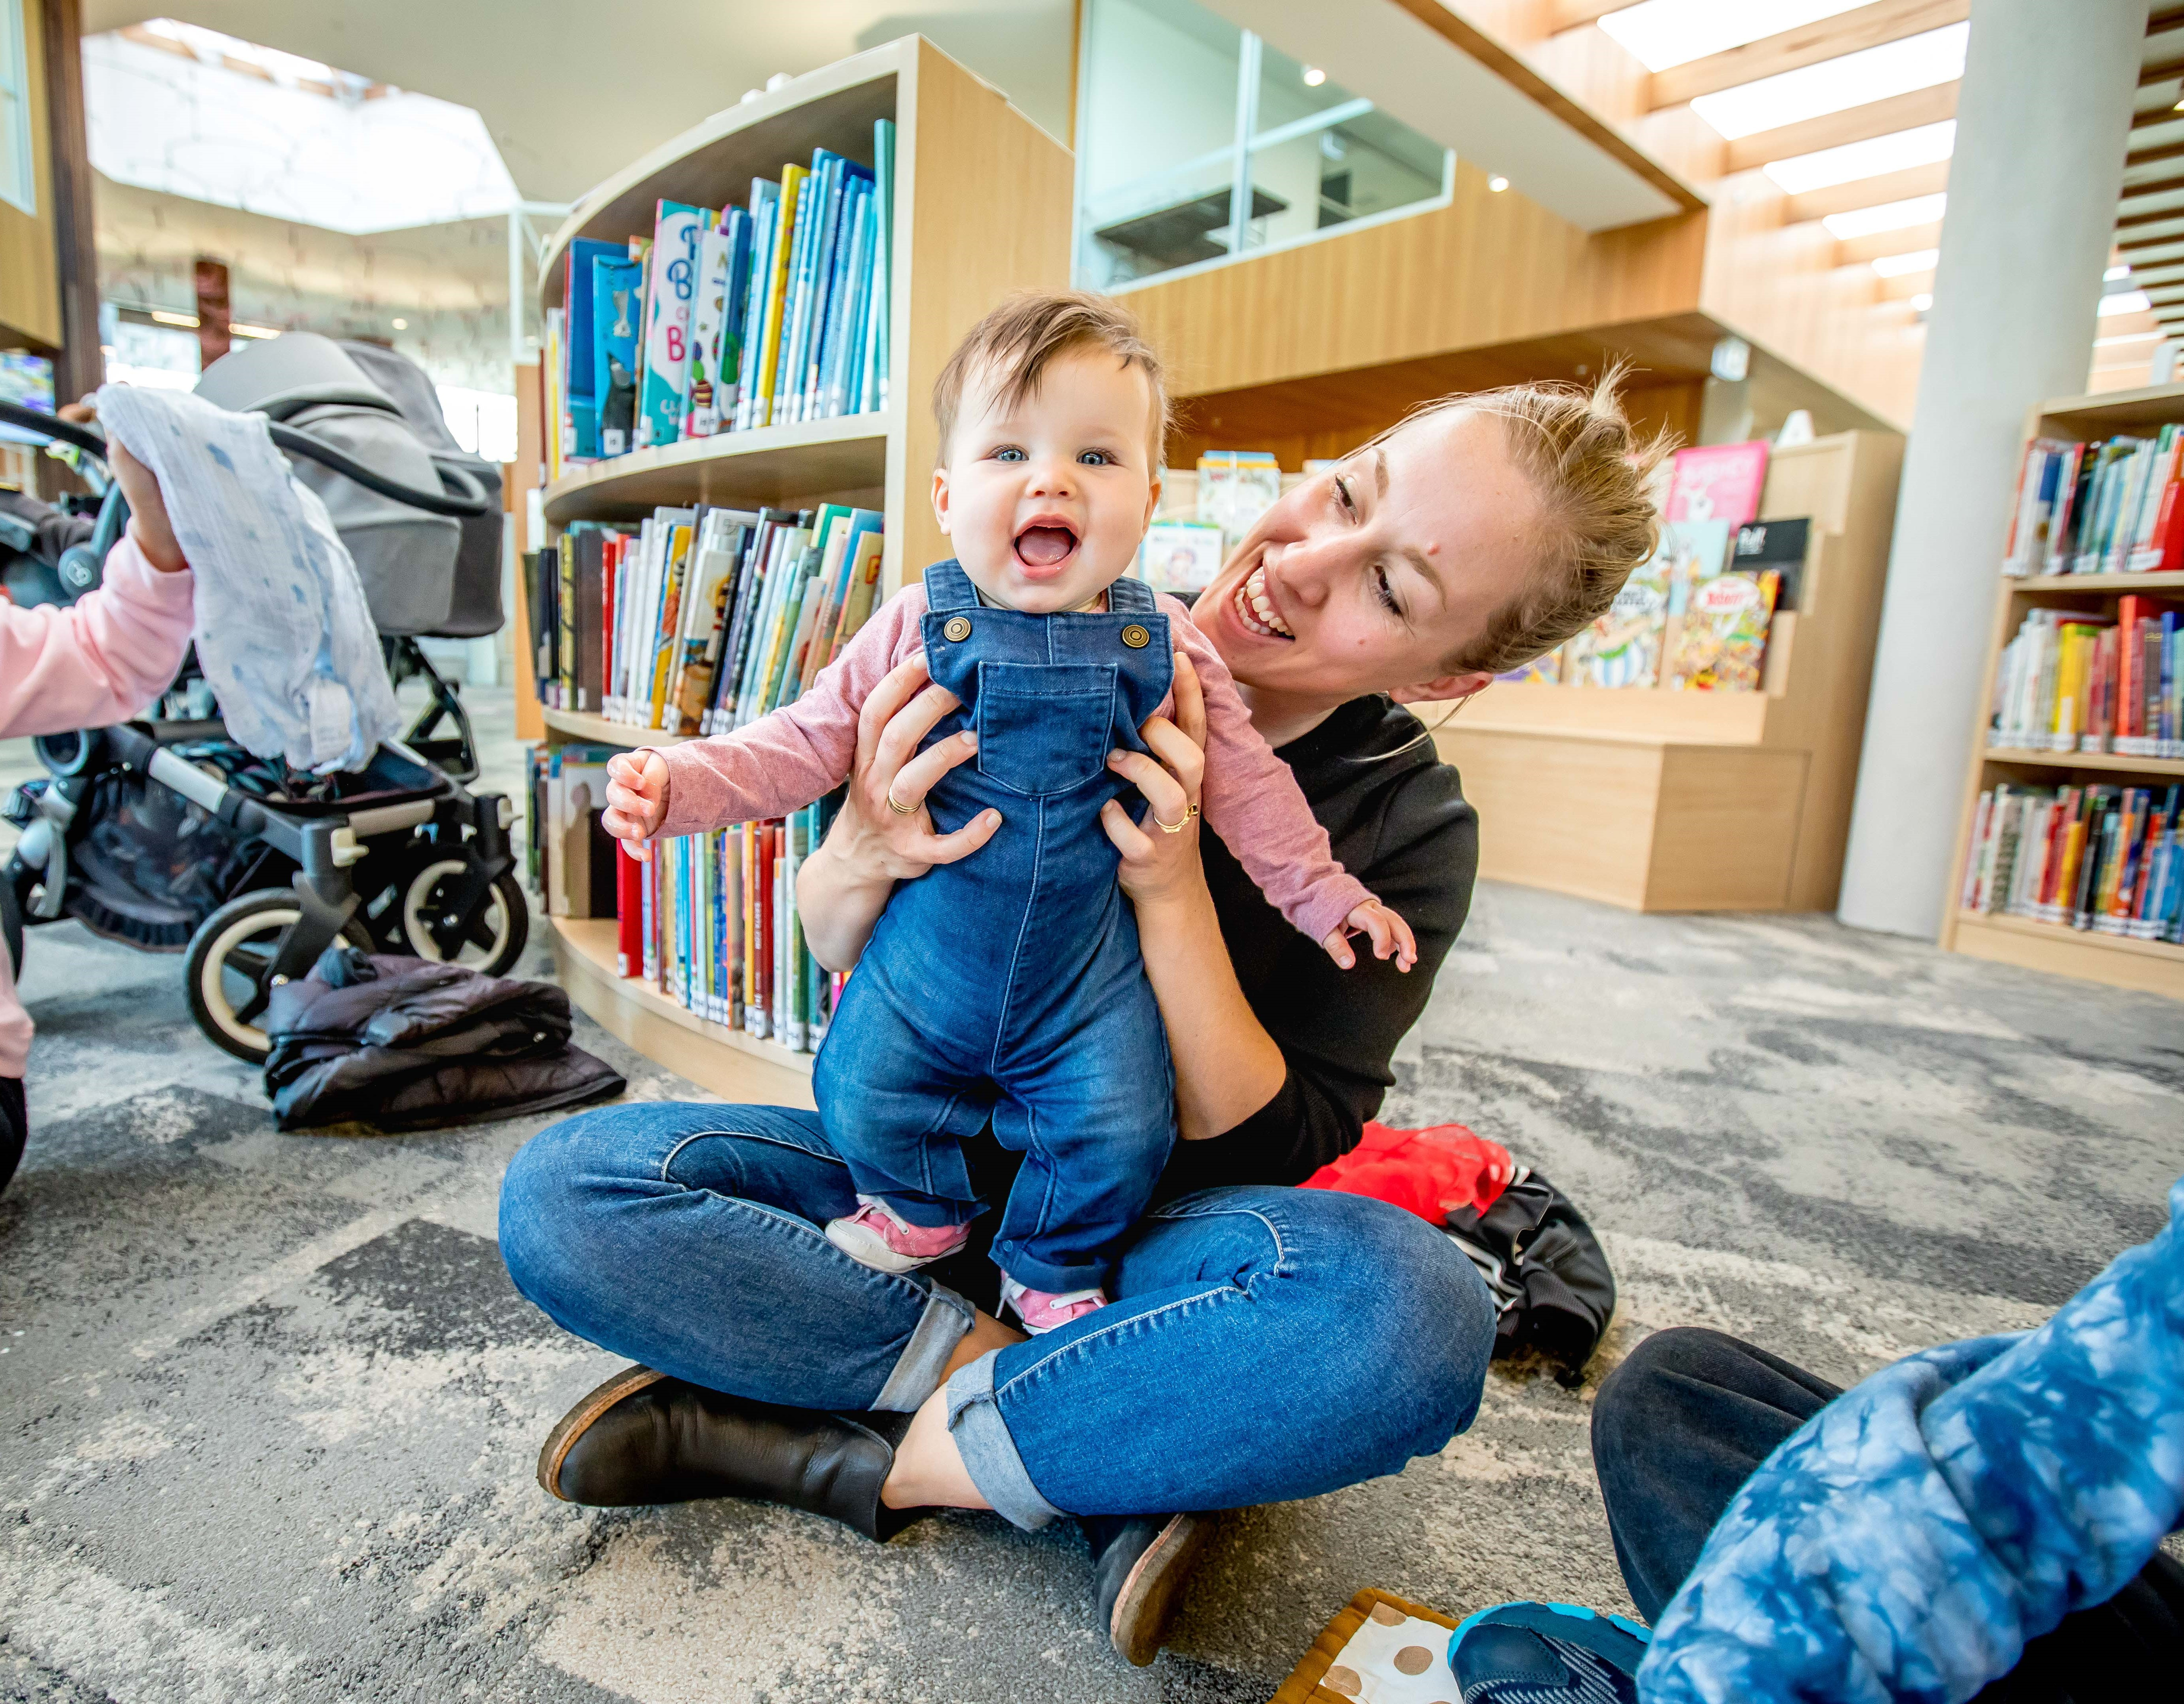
[1000,1276,1108,1334]
[824,1197,972,1273]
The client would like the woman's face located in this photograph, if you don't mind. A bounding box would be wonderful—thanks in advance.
[1194,407,1546,708]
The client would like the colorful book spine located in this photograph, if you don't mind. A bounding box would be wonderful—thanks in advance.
[635,201,711,449]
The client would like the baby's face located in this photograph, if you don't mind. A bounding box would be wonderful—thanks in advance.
[932,350,1161,615]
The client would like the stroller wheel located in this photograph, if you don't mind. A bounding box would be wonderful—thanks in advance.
[397,861,528,976]
[186,891,373,1064]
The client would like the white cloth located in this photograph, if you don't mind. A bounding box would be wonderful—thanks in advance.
[96,384,400,773]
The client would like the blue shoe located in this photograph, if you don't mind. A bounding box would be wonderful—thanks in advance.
[1446,1601,1650,1704]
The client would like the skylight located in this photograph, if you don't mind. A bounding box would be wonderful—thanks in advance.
[1762,121,1957,195]
[1871,248,1938,278]
[82,22,519,236]
[1595,0,1872,74]
[2101,291,2153,317]
[1691,23,1968,141]
[1823,193,1946,238]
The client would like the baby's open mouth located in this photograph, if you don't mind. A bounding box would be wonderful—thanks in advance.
[1013,523,1079,569]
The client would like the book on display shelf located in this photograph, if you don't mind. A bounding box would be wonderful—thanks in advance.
[1988,597,2182,757]
[549,119,896,470]
[1960,781,2184,944]
[2003,431,2184,578]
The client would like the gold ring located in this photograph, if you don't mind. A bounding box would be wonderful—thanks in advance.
[1154,803,1200,834]
[885,790,918,815]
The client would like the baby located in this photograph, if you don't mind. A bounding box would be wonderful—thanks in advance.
[603,291,1411,1332]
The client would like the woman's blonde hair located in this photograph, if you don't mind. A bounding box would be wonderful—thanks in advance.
[1379,365,1675,678]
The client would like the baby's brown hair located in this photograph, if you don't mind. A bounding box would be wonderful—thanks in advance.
[932,289,1172,467]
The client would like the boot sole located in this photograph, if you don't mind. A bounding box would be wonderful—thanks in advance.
[1110,1511,1213,1667]
[536,1365,667,1501]
[824,1216,963,1274]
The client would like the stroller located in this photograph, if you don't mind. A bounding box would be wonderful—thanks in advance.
[0,335,526,1063]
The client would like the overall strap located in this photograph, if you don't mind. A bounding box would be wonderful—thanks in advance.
[1107,574,1156,614]
[922,560,979,611]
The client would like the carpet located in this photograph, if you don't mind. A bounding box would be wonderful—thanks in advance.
[3,706,2178,1700]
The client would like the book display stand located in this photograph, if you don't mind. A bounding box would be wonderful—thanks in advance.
[532,38,1071,1100]
[1941,382,2184,999]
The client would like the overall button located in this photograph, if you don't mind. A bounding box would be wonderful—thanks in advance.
[943,616,973,643]
[1120,623,1150,649]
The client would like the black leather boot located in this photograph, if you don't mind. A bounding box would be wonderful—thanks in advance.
[537,1365,925,1541]
[1084,1510,1213,1665]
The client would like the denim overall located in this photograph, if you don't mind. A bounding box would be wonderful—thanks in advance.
[810,561,1176,1291]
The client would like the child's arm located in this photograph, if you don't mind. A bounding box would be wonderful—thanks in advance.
[1167,609,1414,969]
[604,587,927,851]
[0,545,193,740]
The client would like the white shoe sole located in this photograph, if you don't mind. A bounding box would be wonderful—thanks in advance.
[824,1215,956,1274]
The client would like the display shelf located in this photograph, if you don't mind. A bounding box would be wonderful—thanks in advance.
[542,706,692,747]
[540,415,891,527]
[1949,910,2184,1002]
[551,916,817,1107]
[1941,386,2184,999]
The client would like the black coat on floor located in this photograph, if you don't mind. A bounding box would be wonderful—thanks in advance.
[263,948,623,1132]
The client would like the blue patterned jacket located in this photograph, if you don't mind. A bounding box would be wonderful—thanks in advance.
[1640,1176,2184,1703]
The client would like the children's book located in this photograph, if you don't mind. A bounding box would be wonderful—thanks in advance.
[1670,568,1781,691]
[1569,540,1677,688]
[682,221,736,439]
[1498,650,1561,685]
[1665,442,1769,527]
[1197,451,1282,553]
[560,237,622,461]
[872,119,895,410]
[590,254,644,457]
[636,201,713,450]
[1139,518,1226,595]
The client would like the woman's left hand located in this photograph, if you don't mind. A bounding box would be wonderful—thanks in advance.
[1101,647,1209,908]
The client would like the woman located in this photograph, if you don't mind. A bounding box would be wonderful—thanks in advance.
[1,433,194,1192]
[498,374,1666,1664]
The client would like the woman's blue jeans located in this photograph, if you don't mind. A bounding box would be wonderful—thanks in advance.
[499,1101,1495,1530]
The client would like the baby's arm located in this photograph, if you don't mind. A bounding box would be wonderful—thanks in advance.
[0,534,194,738]
[1166,609,1414,969]
[603,587,925,849]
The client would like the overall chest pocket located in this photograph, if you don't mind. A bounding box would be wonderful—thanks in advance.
[976,662,1117,797]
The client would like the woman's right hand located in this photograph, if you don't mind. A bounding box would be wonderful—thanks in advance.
[828,649,1001,884]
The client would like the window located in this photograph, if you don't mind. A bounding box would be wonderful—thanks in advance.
[0,0,34,216]
[1074,0,1451,291]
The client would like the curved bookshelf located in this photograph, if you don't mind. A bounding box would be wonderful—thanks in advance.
[533,35,1070,1097]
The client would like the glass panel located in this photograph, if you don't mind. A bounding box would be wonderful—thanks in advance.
[1076,0,1242,289]
[0,0,31,216]
[1248,45,1445,247]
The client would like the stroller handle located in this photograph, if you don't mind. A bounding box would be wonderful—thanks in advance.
[0,397,492,519]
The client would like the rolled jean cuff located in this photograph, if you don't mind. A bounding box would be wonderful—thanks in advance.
[944,1351,1065,1531]
[871,1281,974,1413]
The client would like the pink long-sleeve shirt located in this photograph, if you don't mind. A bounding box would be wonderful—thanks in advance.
[0,536,196,1078]
[651,581,1373,947]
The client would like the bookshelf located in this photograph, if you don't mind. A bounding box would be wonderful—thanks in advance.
[535,37,1071,1096]
[1431,429,1905,912]
[1939,382,2184,1001]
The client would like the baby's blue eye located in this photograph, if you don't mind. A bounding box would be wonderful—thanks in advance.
[1078,449,1114,467]
[994,446,1026,462]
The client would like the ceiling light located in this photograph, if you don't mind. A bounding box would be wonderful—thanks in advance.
[148,308,199,327]
[1823,192,1946,238]
[228,322,279,339]
[391,317,408,329]
[1871,247,1939,277]
[1910,293,1933,311]
[1488,175,1510,192]
[1763,121,1956,195]
[1691,24,1967,142]
[1302,65,1326,86]
[1596,0,1869,74]
[2106,264,2132,281]
[2100,290,2152,317]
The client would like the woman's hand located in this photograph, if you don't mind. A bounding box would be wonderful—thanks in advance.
[107,437,187,576]
[798,650,1001,972]
[602,749,669,858]
[1100,647,1208,907]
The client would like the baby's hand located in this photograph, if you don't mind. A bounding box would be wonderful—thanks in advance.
[1323,900,1416,972]
[602,749,670,861]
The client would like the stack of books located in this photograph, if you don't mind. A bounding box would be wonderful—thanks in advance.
[544,119,895,479]
[531,503,884,735]
[1960,782,2184,943]
[2003,431,2184,577]
[1987,597,2182,756]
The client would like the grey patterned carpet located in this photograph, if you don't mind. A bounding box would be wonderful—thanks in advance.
[3,699,2178,1701]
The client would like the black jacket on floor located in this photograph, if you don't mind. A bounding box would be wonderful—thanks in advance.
[263,948,623,1132]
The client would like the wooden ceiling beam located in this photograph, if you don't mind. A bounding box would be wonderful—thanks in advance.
[2117,234,2184,261]
[2127,137,2184,171]
[1548,0,1632,29]
[2120,174,2184,206]
[2120,200,2184,228]
[1649,0,1967,110]
[1724,80,1957,172]
[1835,221,1942,264]
[1783,158,1949,221]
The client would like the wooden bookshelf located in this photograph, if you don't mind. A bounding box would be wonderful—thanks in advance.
[1939,382,2184,1000]
[1430,429,1904,912]
[534,37,1070,1095]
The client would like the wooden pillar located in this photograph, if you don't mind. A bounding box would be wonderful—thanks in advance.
[39,0,99,405]
[193,258,231,369]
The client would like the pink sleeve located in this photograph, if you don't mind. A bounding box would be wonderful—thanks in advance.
[651,585,928,837]
[0,534,195,739]
[1165,598,1374,946]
